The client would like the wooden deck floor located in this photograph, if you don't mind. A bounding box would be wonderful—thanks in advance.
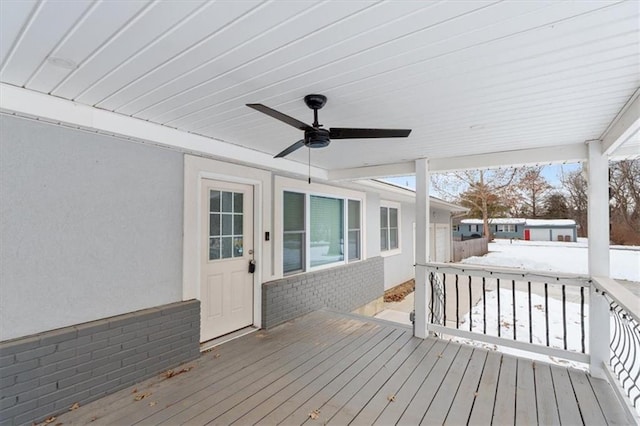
[57,310,627,425]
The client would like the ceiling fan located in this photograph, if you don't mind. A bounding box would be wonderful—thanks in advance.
[246,94,412,159]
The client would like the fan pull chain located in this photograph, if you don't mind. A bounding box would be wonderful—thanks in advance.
[308,146,311,184]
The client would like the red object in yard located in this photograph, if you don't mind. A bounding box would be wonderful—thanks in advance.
[524,229,530,240]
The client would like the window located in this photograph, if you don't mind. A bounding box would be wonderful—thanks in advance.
[452,225,459,232]
[348,200,361,261]
[380,206,399,251]
[283,191,361,274]
[209,190,244,260]
[283,192,305,274]
[497,224,515,233]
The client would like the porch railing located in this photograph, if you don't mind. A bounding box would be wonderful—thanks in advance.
[418,263,640,422]
[592,276,640,420]
[424,262,591,363]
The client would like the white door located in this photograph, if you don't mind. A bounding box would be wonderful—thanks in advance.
[435,225,449,262]
[200,179,254,342]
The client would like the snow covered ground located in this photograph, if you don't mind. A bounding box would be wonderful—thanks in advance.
[460,238,640,283]
[375,238,640,370]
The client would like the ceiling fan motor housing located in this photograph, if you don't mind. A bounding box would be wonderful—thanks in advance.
[305,128,330,148]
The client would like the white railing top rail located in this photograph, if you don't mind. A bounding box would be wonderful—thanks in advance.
[591,275,640,324]
[419,261,591,288]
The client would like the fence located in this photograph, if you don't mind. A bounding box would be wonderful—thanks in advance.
[452,237,488,262]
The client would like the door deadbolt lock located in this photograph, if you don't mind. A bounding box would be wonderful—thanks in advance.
[248,260,256,274]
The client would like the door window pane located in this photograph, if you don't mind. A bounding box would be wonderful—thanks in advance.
[210,191,221,212]
[310,196,343,267]
[209,237,220,260]
[210,214,220,236]
[222,191,233,212]
[210,190,245,260]
[221,237,232,258]
[233,215,243,235]
[234,193,243,213]
[222,214,232,235]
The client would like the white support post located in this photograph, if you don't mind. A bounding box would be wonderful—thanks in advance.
[587,140,610,379]
[414,158,430,338]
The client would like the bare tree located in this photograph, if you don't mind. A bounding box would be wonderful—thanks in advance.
[560,166,588,237]
[432,169,520,237]
[609,159,640,244]
[517,167,552,217]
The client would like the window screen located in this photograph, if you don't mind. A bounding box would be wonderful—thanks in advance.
[283,191,305,274]
[310,196,344,267]
[348,200,361,261]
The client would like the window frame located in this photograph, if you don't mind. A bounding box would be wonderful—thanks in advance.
[380,201,401,257]
[496,224,516,233]
[277,179,364,277]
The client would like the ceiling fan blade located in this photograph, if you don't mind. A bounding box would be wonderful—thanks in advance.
[246,103,313,131]
[329,128,412,139]
[274,139,306,158]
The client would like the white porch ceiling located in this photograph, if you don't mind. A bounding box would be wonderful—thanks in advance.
[1,0,638,174]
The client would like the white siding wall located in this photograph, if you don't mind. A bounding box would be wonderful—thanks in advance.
[0,116,184,340]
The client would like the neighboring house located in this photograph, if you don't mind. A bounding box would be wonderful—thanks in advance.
[0,115,464,421]
[454,218,578,242]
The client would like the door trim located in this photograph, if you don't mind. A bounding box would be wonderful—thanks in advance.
[183,157,265,334]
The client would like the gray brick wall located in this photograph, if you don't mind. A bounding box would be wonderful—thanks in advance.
[0,300,200,426]
[262,257,384,328]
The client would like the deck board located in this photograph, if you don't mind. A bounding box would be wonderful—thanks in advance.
[443,349,487,425]
[568,368,608,426]
[534,364,561,426]
[419,344,474,425]
[467,351,502,425]
[515,358,538,425]
[491,354,518,425]
[271,330,416,425]
[550,365,584,425]
[51,310,628,426]
[348,337,437,426]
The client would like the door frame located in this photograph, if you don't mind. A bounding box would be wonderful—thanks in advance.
[183,156,266,334]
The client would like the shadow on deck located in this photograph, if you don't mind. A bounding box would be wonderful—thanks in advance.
[56,310,627,425]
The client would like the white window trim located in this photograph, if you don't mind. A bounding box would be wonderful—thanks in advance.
[380,200,401,257]
[274,176,366,278]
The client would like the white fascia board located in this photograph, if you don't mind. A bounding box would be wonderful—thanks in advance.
[601,89,640,156]
[329,162,416,181]
[353,179,467,212]
[610,143,640,160]
[328,144,589,181]
[428,144,588,172]
[0,84,328,180]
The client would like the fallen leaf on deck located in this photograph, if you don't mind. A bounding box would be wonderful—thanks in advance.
[474,392,479,397]
[131,388,137,393]
[134,392,152,401]
[437,353,443,358]
[387,394,396,402]
[149,401,157,407]
[164,366,193,379]
[43,417,56,424]
[214,354,221,359]
[89,416,97,422]
[69,402,80,411]
[309,409,320,420]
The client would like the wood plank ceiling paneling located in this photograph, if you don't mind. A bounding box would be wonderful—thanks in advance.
[1,0,638,169]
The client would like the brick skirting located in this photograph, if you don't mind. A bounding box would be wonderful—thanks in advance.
[0,300,200,426]
[262,257,384,328]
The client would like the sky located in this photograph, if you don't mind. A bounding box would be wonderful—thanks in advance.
[381,163,582,193]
